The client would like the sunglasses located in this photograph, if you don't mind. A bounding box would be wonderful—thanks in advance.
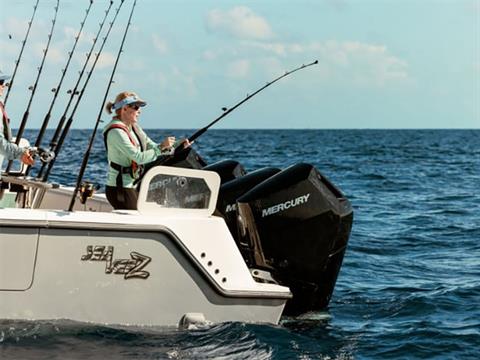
[127,104,140,110]
[0,80,7,86]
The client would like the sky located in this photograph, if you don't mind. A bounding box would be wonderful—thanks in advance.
[0,0,478,129]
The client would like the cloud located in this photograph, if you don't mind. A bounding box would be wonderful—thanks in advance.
[96,51,116,69]
[202,50,218,61]
[206,6,274,40]
[226,59,250,78]
[46,46,66,64]
[243,40,409,86]
[171,66,197,96]
[152,34,168,55]
[1,17,29,40]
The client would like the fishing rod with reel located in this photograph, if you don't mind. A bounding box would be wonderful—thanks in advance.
[69,0,137,211]
[41,0,126,183]
[3,0,60,176]
[25,0,95,177]
[3,0,40,106]
[135,60,319,185]
[35,0,115,180]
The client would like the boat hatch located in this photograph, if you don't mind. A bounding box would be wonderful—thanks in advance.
[137,166,220,216]
[0,227,38,291]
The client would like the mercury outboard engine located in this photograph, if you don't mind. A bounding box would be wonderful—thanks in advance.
[216,167,281,259]
[235,163,353,315]
[203,159,246,184]
[145,147,207,172]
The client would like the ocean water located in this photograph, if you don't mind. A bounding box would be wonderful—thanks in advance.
[1,129,479,359]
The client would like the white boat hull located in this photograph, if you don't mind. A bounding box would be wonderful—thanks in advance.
[0,166,291,327]
[0,210,290,327]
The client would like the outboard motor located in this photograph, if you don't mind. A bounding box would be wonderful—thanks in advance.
[217,167,281,258]
[145,147,207,172]
[236,163,353,315]
[203,159,246,184]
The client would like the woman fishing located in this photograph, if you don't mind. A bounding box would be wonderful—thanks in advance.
[103,91,189,210]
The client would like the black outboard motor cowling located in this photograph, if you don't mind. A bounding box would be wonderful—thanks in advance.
[236,163,353,315]
[143,148,207,173]
[203,159,246,184]
[217,167,281,260]
[163,147,207,169]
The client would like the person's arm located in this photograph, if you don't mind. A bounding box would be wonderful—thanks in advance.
[0,132,25,161]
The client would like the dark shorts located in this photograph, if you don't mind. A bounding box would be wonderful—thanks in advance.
[106,186,138,210]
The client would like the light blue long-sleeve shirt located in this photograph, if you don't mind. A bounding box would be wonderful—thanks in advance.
[103,119,163,188]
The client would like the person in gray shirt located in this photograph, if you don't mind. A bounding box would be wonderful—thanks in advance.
[0,70,34,171]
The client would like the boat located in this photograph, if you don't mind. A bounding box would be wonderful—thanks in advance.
[0,145,352,327]
[0,0,353,328]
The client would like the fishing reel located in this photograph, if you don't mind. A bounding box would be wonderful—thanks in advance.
[28,147,55,163]
[78,181,100,204]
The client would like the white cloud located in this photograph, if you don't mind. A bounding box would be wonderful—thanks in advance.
[96,52,116,69]
[243,40,409,86]
[206,6,274,40]
[226,59,250,78]
[152,34,168,55]
[171,66,197,96]
[46,46,66,64]
[203,50,217,61]
[2,17,29,40]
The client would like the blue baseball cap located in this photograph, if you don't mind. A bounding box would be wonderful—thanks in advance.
[112,95,147,111]
[0,70,11,82]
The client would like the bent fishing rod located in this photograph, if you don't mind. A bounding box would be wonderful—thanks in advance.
[35,0,115,180]
[135,60,318,185]
[41,0,126,183]
[25,0,95,177]
[69,0,137,212]
[188,60,318,143]
[3,0,40,106]
[4,0,60,175]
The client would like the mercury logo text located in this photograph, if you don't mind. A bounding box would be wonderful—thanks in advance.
[262,193,311,217]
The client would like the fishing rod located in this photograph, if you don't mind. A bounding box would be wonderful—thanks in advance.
[188,60,318,143]
[4,0,60,174]
[35,0,115,180]
[135,60,319,185]
[68,0,137,212]
[3,0,40,106]
[41,0,126,183]
[25,0,95,177]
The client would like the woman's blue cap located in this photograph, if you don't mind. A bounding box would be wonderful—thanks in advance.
[112,95,147,111]
[0,70,11,82]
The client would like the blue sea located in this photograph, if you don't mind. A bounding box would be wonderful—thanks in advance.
[1,129,479,359]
